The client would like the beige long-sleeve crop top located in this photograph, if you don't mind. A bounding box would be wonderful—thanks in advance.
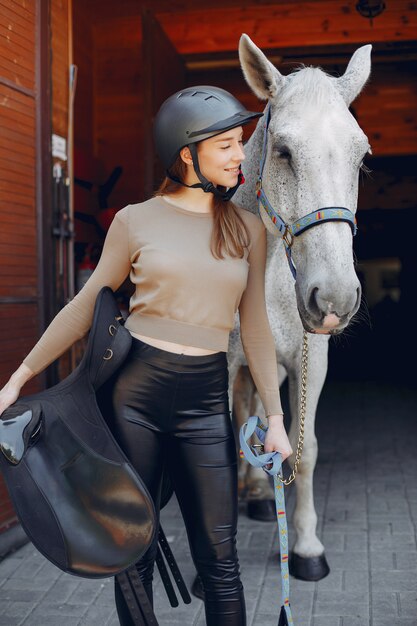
[23,196,282,416]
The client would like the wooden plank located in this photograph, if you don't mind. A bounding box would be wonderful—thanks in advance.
[0,18,35,51]
[0,252,37,266]
[0,125,36,150]
[0,207,35,224]
[0,112,34,136]
[0,100,36,127]
[0,46,35,75]
[0,179,35,197]
[0,157,34,178]
[0,143,36,164]
[87,0,330,21]
[0,25,35,63]
[94,16,142,49]
[0,2,35,29]
[0,193,35,211]
[92,14,144,204]
[0,85,37,114]
[0,303,38,314]
[0,0,36,18]
[0,285,37,298]
[0,256,37,270]
[0,246,37,260]
[51,0,69,137]
[0,219,36,235]
[0,280,38,293]
[0,59,35,90]
[73,0,93,154]
[156,1,417,54]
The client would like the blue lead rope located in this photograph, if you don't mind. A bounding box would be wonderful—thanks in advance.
[240,415,294,626]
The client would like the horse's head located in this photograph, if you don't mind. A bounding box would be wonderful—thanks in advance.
[239,35,372,334]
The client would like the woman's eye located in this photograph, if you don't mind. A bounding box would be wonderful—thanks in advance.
[220,145,231,150]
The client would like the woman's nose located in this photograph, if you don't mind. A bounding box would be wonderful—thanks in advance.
[233,143,245,162]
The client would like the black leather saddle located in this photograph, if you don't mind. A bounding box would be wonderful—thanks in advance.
[0,286,156,576]
[0,287,190,625]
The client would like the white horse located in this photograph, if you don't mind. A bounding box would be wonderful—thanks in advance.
[229,35,372,580]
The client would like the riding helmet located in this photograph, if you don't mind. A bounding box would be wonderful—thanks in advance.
[153,86,263,200]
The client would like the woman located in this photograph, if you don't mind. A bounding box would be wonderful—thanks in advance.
[0,86,292,625]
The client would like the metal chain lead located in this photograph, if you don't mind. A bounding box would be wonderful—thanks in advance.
[278,330,309,485]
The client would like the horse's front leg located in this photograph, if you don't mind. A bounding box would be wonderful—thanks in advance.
[231,364,255,495]
[287,337,330,581]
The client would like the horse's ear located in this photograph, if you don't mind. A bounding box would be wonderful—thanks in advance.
[239,34,285,101]
[335,44,372,106]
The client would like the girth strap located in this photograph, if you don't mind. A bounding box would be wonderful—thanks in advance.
[116,567,158,626]
[156,547,178,607]
[157,525,192,606]
[117,524,191,625]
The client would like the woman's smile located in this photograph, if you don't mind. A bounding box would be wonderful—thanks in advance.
[196,126,246,187]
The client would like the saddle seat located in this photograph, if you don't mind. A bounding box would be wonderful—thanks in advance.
[0,405,42,465]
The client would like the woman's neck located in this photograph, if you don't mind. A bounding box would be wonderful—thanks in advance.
[163,187,214,214]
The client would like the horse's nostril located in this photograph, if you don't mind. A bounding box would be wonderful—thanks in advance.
[308,287,320,317]
[355,285,362,311]
[307,282,361,322]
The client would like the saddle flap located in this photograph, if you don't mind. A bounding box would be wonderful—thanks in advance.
[0,403,42,465]
[78,287,132,390]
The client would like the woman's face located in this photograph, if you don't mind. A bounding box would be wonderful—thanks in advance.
[196,126,246,188]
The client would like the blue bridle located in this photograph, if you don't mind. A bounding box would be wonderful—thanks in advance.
[256,103,358,280]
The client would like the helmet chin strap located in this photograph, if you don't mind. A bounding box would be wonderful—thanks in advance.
[167,143,245,201]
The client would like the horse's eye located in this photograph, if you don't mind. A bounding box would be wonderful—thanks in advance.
[277,147,292,160]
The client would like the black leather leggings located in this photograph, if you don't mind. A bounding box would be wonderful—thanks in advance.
[111,338,246,626]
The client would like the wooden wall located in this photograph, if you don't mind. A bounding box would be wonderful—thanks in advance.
[0,0,42,534]
[74,0,417,206]
[157,0,417,54]
[93,16,143,207]
[72,8,143,210]
[73,0,93,154]
[354,61,417,158]
[0,0,72,540]
[51,0,70,139]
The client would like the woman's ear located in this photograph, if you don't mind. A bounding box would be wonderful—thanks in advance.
[180,146,193,165]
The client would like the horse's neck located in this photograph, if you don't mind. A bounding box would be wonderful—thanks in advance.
[236,114,295,305]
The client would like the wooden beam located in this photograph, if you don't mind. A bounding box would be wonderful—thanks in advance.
[82,0,328,22]
[184,42,417,72]
[156,0,417,55]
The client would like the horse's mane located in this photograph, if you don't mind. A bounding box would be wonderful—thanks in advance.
[277,66,336,108]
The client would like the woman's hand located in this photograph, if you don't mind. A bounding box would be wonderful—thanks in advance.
[263,414,293,462]
[0,364,34,417]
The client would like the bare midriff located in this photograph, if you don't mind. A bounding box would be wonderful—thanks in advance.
[130,331,221,355]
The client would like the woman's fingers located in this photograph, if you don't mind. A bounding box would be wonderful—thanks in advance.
[0,384,20,417]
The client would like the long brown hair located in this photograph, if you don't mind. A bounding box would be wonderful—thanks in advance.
[154,156,251,260]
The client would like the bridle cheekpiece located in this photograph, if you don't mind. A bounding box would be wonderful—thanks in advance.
[257,103,358,280]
